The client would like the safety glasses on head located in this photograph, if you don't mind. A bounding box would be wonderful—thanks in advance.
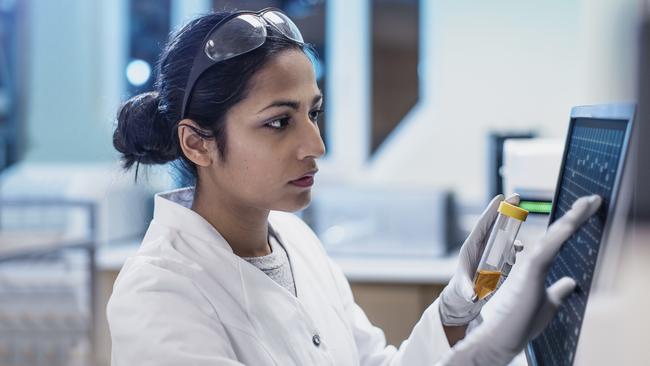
[181,8,304,119]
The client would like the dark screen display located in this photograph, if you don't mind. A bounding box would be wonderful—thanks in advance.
[530,118,627,366]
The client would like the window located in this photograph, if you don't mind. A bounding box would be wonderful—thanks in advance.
[127,0,171,96]
[371,0,419,153]
[0,0,26,170]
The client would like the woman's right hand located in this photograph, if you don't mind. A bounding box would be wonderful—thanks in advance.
[438,195,602,366]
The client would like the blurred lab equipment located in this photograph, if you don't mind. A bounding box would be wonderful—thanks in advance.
[473,201,528,300]
[501,138,563,212]
[486,132,536,202]
[0,199,97,366]
[498,138,564,248]
[0,162,156,366]
[0,162,151,245]
[306,184,461,258]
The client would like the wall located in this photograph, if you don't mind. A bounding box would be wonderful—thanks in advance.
[368,0,641,203]
[24,0,127,162]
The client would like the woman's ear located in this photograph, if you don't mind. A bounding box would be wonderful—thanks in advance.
[177,119,218,167]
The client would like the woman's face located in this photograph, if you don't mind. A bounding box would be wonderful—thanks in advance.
[205,49,325,212]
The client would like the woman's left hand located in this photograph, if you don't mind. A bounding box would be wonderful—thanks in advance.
[439,195,602,366]
[438,193,520,326]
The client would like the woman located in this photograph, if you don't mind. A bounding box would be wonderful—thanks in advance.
[107,8,601,366]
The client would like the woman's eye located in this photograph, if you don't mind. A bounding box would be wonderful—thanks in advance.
[309,109,324,122]
[265,118,290,129]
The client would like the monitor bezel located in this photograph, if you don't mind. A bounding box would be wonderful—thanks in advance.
[525,103,636,366]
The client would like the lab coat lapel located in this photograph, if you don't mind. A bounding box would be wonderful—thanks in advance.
[269,218,327,321]
[155,190,331,364]
[240,221,327,363]
[153,189,251,327]
[269,215,359,366]
[239,259,319,364]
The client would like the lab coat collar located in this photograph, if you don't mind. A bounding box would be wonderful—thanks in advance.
[153,186,234,253]
[152,187,305,328]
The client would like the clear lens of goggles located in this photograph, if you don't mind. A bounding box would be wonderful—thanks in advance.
[204,14,265,61]
[263,11,303,43]
[204,10,303,62]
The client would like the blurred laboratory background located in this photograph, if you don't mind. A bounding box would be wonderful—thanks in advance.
[0,0,648,365]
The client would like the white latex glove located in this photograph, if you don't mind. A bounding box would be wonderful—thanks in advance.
[439,193,520,326]
[439,195,602,366]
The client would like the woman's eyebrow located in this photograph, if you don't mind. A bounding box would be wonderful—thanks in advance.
[257,94,323,113]
[258,100,300,113]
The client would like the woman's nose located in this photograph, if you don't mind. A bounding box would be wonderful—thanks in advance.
[296,117,326,160]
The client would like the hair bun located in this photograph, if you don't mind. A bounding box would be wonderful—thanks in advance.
[113,91,179,169]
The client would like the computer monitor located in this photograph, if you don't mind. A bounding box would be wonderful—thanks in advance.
[525,104,636,366]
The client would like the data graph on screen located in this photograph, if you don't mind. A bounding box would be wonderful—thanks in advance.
[529,117,628,366]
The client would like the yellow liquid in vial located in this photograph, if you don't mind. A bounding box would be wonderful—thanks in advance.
[474,270,502,300]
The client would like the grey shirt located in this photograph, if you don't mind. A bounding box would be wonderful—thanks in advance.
[242,232,297,296]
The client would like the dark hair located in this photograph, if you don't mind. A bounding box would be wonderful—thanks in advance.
[113,11,314,186]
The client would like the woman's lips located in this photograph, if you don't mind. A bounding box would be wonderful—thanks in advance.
[290,175,314,188]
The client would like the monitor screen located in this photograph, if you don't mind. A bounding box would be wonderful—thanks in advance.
[527,110,633,366]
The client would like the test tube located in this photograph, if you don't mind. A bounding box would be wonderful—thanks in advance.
[473,201,528,300]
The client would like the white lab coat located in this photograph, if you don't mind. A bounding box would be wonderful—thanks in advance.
[107,187,452,365]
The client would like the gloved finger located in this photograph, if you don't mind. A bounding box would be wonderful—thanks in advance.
[461,194,505,266]
[562,195,602,226]
[534,195,602,266]
[457,272,478,302]
[457,195,505,274]
[505,193,520,205]
[465,194,504,245]
[505,240,523,267]
[503,194,521,265]
[528,277,577,339]
[546,276,577,307]
[514,239,524,252]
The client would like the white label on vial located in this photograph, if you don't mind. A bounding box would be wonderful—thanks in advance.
[486,229,511,267]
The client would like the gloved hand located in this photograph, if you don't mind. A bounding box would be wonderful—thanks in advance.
[439,194,521,326]
[439,195,602,366]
